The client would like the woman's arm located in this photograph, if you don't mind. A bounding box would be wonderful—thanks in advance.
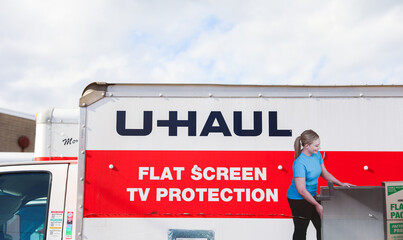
[320,164,353,187]
[295,177,323,218]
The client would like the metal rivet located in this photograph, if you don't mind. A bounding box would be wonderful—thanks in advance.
[278,165,283,170]
[363,165,369,171]
[109,164,114,169]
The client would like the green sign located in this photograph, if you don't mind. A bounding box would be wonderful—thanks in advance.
[388,186,403,196]
[390,223,403,235]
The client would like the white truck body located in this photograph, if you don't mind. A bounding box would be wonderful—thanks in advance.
[0,83,402,240]
[34,108,79,161]
[77,83,403,240]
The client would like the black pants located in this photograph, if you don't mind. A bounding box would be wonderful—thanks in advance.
[288,198,321,240]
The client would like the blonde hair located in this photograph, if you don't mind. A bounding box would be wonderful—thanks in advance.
[294,129,319,159]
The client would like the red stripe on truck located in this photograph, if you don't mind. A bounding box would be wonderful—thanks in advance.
[34,157,78,161]
[83,150,403,218]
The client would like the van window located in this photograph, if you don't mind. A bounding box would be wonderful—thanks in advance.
[0,172,50,240]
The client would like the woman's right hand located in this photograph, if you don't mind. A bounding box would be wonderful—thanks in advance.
[315,204,323,219]
[295,177,324,219]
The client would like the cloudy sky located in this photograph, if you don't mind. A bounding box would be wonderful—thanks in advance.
[1,0,402,115]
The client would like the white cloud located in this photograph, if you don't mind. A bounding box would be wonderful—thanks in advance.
[0,0,402,114]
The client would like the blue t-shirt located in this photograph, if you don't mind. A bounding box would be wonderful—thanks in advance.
[287,152,323,199]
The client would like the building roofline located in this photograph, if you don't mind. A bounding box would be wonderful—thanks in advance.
[0,107,35,120]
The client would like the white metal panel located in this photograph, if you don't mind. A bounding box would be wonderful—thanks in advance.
[105,84,403,98]
[49,123,79,158]
[51,109,80,124]
[82,218,317,240]
[85,96,403,151]
[35,108,79,160]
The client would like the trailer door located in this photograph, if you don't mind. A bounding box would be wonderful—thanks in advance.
[0,163,69,240]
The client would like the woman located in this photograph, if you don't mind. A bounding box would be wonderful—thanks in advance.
[287,130,352,240]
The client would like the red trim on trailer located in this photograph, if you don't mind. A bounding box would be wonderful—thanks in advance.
[34,157,78,162]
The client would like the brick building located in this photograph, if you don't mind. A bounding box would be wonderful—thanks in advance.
[0,108,35,152]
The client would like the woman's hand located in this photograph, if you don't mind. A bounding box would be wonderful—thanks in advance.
[315,204,323,219]
[295,177,324,218]
[340,182,355,187]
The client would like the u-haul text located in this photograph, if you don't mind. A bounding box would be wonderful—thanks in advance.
[116,111,292,137]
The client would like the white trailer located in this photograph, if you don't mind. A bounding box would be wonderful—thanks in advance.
[34,108,79,161]
[0,83,402,240]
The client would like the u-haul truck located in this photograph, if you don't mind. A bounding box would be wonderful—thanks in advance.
[0,83,403,240]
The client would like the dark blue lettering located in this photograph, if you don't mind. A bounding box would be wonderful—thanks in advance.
[116,110,292,137]
[157,111,196,136]
[116,111,152,136]
[269,111,292,137]
[234,111,262,136]
[200,111,231,136]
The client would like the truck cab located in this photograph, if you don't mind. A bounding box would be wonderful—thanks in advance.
[0,161,77,240]
[0,108,79,240]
